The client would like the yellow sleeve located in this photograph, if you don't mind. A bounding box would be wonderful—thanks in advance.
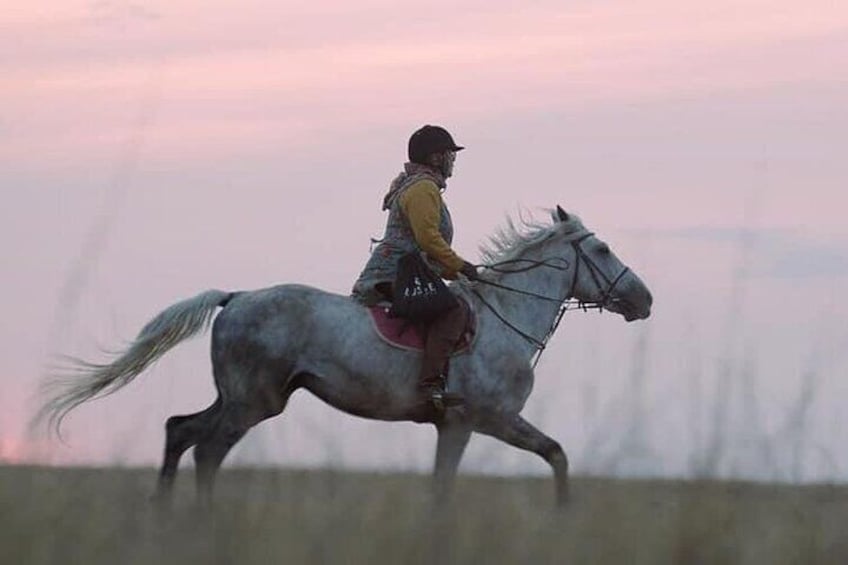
[399,180,466,278]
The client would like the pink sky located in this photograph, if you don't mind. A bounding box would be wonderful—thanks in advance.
[2,1,847,479]
[4,1,846,165]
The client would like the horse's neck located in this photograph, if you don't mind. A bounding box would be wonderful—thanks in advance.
[482,255,569,356]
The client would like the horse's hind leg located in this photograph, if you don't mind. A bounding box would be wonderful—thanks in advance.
[475,414,569,507]
[433,419,472,504]
[154,398,222,503]
[193,377,295,505]
[192,404,252,505]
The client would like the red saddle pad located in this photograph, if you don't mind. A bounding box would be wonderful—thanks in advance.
[368,300,475,354]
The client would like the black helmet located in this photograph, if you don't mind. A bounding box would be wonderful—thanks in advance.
[407,125,465,164]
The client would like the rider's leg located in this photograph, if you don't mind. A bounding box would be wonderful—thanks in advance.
[418,301,468,405]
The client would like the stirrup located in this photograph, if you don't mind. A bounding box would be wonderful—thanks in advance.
[431,389,446,411]
[430,389,465,411]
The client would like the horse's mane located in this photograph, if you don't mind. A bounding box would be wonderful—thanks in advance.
[479,209,586,266]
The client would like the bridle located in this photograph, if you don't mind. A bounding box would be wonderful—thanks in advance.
[569,233,631,310]
[469,231,630,368]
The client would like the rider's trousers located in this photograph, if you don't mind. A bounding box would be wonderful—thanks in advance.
[418,301,469,390]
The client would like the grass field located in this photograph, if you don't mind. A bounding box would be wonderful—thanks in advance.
[1,465,846,564]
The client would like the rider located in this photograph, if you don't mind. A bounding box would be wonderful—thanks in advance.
[352,125,478,409]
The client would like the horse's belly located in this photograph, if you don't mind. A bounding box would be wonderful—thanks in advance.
[297,371,420,422]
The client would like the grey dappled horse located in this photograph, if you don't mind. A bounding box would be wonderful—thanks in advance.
[40,207,652,507]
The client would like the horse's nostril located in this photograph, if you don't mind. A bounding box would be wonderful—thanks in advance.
[646,290,654,307]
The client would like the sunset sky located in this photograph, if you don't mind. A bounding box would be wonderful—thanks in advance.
[2,1,846,480]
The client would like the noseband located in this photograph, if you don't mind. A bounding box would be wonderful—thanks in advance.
[470,231,629,368]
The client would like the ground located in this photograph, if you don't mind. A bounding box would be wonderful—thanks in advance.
[1,465,846,564]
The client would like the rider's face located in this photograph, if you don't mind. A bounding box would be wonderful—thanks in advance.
[442,150,457,178]
[427,150,457,178]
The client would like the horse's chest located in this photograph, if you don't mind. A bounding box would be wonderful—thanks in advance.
[467,351,534,411]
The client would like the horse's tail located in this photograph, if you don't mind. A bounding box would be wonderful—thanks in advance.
[37,289,235,436]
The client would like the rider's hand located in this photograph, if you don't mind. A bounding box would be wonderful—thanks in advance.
[459,261,479,280]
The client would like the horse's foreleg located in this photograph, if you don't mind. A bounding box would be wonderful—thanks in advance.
[433,420,472,504]
[475,414,569,507]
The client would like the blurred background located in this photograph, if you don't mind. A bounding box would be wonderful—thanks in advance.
[2,0,846,482]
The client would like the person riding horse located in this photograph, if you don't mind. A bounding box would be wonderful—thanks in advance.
[352,125,478,409]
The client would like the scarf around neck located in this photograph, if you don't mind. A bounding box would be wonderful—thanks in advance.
[381,162,447,211]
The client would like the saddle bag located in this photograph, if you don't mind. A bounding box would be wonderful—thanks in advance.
[389,252,458,323]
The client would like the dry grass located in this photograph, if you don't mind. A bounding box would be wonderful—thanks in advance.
[1,465,846,564]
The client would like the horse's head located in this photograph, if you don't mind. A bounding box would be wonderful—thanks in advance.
[549,205,652,322]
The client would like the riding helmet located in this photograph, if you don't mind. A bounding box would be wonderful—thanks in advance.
[408,125,465,164]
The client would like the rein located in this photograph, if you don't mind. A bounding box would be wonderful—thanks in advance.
[468,232,629,368]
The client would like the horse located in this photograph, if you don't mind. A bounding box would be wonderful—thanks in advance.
[38,205,652,507]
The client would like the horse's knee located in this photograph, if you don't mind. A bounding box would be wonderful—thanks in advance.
[541,440,568,470]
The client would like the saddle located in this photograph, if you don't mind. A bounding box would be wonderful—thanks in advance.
[368,297,476,354]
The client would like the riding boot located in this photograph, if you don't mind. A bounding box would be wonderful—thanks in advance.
[418,301,469,409]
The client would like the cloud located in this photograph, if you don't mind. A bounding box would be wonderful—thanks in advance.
[765,242,848,279]
[659,226,776,243]
[634,226,848,279]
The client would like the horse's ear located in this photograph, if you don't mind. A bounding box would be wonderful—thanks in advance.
[555,205,569,222]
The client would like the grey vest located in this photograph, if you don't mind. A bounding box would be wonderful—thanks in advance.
[352,177,454,306]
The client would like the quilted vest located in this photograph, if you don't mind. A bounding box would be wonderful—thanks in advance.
[352,173,454,306]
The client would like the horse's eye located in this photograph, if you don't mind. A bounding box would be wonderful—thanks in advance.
[598,243,610,254]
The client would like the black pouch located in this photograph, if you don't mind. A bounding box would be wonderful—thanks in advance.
[389,252,458,323]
